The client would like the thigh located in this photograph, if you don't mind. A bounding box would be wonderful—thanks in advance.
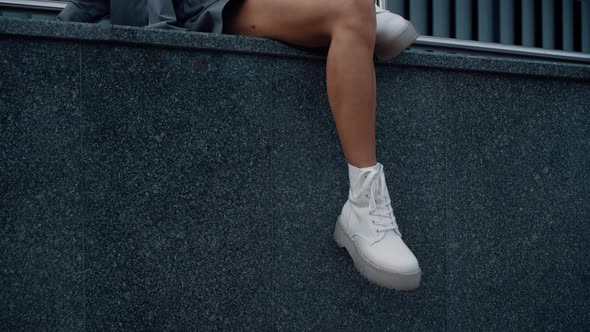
[222,0,343,48]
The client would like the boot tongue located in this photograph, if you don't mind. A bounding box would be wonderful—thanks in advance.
[364,164,384,201]
[371,164,385,198]
[370,165,394,218]
[348,163,382,196]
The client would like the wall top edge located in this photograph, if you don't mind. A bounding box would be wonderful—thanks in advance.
[0,17,588,81]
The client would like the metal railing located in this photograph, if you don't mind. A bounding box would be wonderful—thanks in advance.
[1,0,590,64]
[378,0,590,53]
[0,0,64,10]
[414,35,590,63]
[0,0,65,20]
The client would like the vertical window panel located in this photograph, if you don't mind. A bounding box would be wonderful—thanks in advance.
[433,0,451,37]
[410,0,429,34]
[522,0,536,47]
[387,0,407,17]
[542,0,555,49]
[478,0,494,42]
[562,0,574,51]
[455,0,473,40]
[582,0,590,52]
[499,0,515,44]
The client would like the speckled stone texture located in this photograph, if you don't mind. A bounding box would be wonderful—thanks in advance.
[444,74,590,331]
[1,18,589,331]
[0,37,84,330]
[79,45,273,331]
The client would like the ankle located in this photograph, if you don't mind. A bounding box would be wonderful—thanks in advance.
[348,161,378,169]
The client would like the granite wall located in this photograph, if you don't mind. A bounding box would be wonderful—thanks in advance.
[1,18,589,331]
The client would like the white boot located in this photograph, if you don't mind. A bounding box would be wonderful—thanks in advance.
[334,162,422,290]
[374,4,419,62]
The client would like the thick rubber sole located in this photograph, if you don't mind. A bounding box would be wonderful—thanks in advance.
[375,20,419,62]
[334,216,422,290]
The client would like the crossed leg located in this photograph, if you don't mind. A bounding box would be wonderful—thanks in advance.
[223,0,378,168]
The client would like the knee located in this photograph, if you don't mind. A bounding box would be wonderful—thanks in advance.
[332,0,376,43]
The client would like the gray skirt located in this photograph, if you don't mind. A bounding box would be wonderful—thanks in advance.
[57,0,238,33]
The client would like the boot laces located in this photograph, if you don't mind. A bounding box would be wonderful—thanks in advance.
[353,168,399,233]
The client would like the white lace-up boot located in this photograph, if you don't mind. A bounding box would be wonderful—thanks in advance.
[334,162,422,290]
[374,4,419,62]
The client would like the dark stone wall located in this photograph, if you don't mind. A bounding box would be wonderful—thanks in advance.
[1,18,589,331]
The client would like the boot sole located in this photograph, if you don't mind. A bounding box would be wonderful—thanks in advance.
[375,21,419,62]
[334,217,422,290]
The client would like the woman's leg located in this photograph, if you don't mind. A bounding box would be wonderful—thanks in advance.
[224,0,377,168]
[223,0,423,290]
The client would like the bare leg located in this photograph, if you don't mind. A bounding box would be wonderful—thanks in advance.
[224,0,377,168]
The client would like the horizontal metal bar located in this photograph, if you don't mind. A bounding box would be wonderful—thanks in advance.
[415,36,590,64]
[0,0,66,11]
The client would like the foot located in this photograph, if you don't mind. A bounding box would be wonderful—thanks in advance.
[374,4,419,62]
[334,162,422,290]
